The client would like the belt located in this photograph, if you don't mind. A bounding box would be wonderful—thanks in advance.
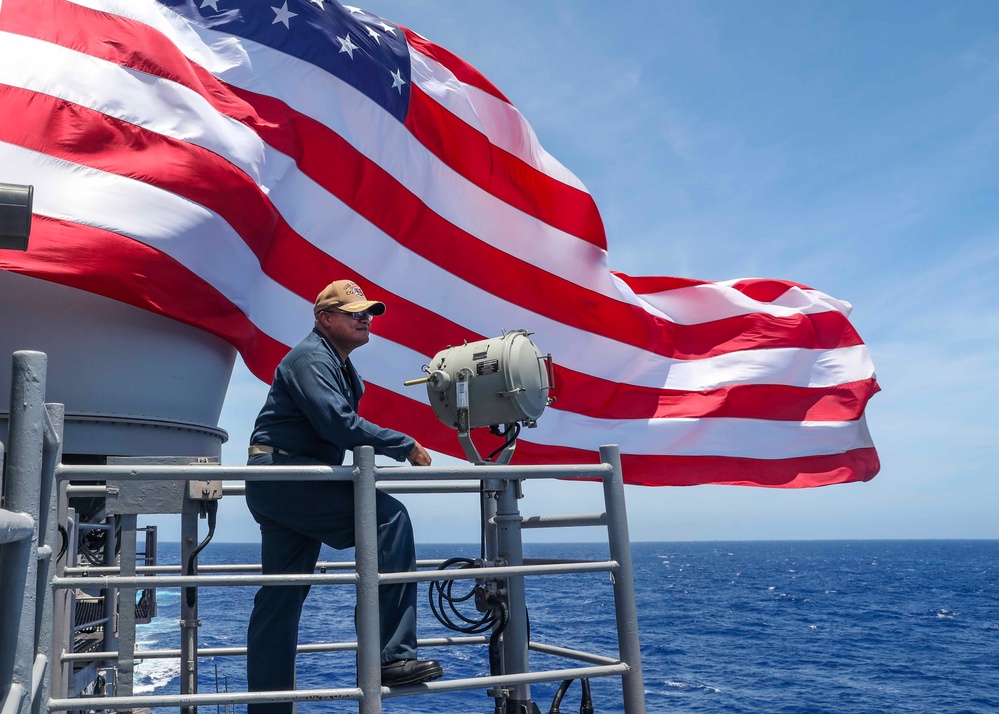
[248,444,291,456]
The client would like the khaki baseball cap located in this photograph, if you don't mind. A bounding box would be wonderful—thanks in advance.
[314,280,386,316]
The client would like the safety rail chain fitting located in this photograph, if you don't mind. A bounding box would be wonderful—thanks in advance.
[0,349,646,714]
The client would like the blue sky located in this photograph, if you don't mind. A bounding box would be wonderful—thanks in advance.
[195,1,999,543]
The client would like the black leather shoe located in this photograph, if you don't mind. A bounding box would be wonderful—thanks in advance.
[380,658,444,686]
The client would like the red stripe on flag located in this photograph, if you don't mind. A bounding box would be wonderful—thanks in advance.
[0,216,289,379]
[611,273,710,293]
[404,83,607,249]
[730,278,815,302]
[0,84,279,259]
[1,0,217,94]
[617,273,820,305]
[553,370,880,421]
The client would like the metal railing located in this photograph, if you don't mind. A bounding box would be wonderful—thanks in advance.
[0,352,64,714]
[0,349,646,714]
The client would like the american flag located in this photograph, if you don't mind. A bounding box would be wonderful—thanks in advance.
[0,0,880,487]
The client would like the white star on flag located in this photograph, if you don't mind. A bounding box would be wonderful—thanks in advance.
[377,21,395,35]
[309,0,325,8]
[337,33,359,59]
[390,68,406,93]
[200,0,220,10]
[367,26,380,44]
[343,5,363,13]
[271,1,297,28]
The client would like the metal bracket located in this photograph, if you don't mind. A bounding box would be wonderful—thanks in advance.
[187,480,222,501]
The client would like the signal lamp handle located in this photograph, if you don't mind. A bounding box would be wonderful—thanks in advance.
[542,353,556,403]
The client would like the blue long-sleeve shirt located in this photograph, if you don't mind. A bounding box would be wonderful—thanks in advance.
[250,328,414,465]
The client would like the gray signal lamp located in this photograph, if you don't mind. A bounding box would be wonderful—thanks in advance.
[0,183,33,251]
[406,329,555,465]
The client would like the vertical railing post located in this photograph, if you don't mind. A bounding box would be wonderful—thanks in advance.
[100,518,118,658]
[0,351,47,714]
[117,513,139,711]
[179,501,200,714]
[52,501,75,702]
[600,445,646,714]
[353,446,381,714]
[37,402,64,713]
[494,478,534,710]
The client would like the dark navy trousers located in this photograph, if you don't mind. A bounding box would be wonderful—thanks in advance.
[244,452,417,714]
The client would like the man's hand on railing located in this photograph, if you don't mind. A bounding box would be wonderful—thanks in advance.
[407,442,432,466]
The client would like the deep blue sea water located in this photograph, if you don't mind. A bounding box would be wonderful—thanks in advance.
[136,541,999,713]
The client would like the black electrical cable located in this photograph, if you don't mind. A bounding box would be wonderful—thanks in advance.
[486,422,521,462]
[428,557,501,634]
[487,597,508,676]
[57,524,68,560]
[580,677,593,714]
[549,678,594,714]
[549,679,573,714]
[185,500,218,608]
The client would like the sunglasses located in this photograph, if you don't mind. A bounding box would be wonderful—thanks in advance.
[336,309,375,321]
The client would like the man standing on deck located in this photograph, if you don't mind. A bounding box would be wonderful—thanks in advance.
[244,279,442,712]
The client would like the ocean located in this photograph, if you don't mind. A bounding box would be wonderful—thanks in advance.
[135,540,999,713]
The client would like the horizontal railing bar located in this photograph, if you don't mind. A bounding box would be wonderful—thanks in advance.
[221,481,484,496]
[377,463,612,481]
[48,663,628,710]
[522,557,602,566]
[56,461,612,484]
[64,558,451,576]
[380,560,618,584]
[522,513,607,529]
[56,465,354,483]
[58,561,617,589]
[49,686,362,710]
[69,480,485,498]
[73,618,111,631]
[384,664,630,700]
[528,641,621,666]
[381,480,485,494]
[62,635,490,662]
[54,572,358,589]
